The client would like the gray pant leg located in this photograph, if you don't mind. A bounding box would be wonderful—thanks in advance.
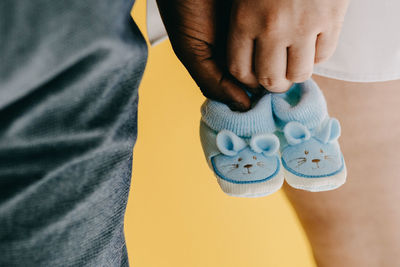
[0,1,147,266]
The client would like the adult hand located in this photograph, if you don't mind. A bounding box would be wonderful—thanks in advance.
[227,0,349,92]
[156,0,257,111]
[157,0,349,110]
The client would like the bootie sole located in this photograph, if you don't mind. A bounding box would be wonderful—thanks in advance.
[283,163,347,192]
[214,167,285,198]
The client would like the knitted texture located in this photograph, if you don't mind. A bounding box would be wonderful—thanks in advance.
[201,94,276,137]
[271,79,347,192]
[199,121,283,197]
[272,79,328,130]
[0,1,147,266]
[199,94,284,198]
[199,120,219,168]
[280,121,347,191]
[281,120,344,177]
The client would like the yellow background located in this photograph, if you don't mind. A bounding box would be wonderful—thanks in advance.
[125,1,316,266]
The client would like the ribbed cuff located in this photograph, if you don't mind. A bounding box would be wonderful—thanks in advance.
[272,79,328,130]
[201,94,276,137]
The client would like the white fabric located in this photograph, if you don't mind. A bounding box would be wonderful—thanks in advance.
[313,0,400,82]
[146,0,400,82]
[146,0,168,45]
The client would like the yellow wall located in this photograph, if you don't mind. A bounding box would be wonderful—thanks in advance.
[125,1,316,266]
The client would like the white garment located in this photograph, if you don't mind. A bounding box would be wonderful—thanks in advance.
[146,0,167,45]
[146,0,400,82]
[313,0,400,82]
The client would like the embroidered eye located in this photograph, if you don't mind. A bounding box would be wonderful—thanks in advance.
[253,156,257,160]
[238,158,242,162]
[320,149,324,153]
[304,150,309,155]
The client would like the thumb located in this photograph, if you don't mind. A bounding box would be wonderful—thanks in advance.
[181,50,252,112]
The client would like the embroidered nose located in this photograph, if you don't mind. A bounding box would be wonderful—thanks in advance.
[312,159,320,163]
[244,164,253,169]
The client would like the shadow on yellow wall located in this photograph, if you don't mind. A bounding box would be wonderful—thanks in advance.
[125,1,316,266]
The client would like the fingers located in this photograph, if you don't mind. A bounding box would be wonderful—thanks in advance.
[231,34,320,93]
[226,28,259,89]
[254,37,292,93]
[156,0,252,112]
[253,35,321,93]
[229,27,318,93]
[182,48,252,111]
[315,31,341,63]
[226,14,266,97]
[286,37,317,82]
[225,0,346,94]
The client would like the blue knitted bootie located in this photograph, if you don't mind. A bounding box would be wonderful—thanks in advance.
[272,79,347,192]
[200,94,284,198]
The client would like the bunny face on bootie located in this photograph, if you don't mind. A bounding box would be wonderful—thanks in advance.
[211,130,280,184]
[281,118,345,178]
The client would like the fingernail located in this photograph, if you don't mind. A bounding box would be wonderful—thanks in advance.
[229,102,247,112]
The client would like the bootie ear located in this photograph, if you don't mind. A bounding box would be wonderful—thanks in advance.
[216,130,247,156]
[250,134,279,156]
[315,118,341,144]
[283,121,311,145]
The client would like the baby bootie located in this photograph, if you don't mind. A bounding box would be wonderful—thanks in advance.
[200,94,284,198]
[271,79,347,192]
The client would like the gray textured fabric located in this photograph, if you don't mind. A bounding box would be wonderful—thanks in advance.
[0,1,148,266]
